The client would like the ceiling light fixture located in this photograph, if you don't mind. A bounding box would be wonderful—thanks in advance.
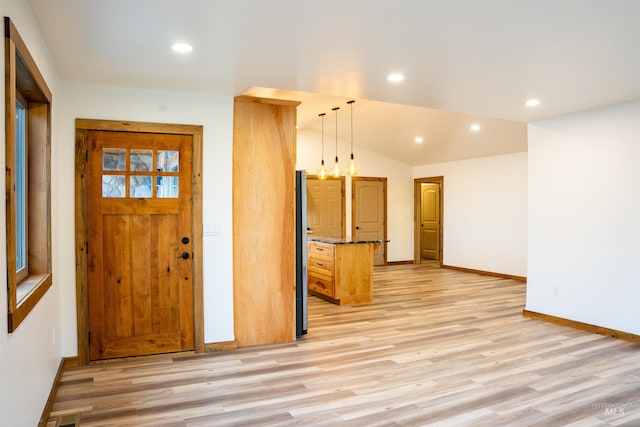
[346,100,358,176]
[415,136,424,144]
[525,98,541,107]
[470,123,481,132]
[387,73,405,82]
[171,42,193,53]
[331,107,341,178]
[317,113,328,180]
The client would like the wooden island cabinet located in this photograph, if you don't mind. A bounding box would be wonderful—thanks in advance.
[307,237,386,305]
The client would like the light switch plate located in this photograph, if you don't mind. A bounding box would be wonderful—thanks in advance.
[204,224,221,236]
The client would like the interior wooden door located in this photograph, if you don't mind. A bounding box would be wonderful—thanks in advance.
[421,183,440,260]
[352,178,387,266]
[86,130,194,360]
[306,177,344,237]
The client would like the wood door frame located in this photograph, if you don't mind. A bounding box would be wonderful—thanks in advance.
[74,119,204,365]
[414,176,443,265]
[351,176,388,265]
[306,175,346,237]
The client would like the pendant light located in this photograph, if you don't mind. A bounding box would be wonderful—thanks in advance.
[331,106,341,178]
[317,113,328,179]
[346,100,359,176]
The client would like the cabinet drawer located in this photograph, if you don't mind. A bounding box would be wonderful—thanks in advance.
[308,242,335,257]
[308,272,334,298]
[308,255,334,276]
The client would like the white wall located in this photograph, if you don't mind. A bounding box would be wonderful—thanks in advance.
[526,101,640,334]
[413,152,528,277]
[0,1,63,426]
[296,129,414,262]
[57,83,236,351]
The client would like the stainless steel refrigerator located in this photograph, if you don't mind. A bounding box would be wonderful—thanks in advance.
[295,170,308,337]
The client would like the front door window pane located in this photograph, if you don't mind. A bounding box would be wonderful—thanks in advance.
[130,176,152,198]
[157,150,179,172]
[156,176,179,198]
[130,149,153,171]
[102,175,126,197]
[102,148,126,171]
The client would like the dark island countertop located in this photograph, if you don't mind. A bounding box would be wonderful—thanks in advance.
[307,236,390,245]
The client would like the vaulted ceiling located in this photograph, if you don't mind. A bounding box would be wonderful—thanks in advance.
[27,0,640,165]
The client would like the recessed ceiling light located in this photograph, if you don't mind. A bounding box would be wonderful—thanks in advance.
[415,136,423,144]
[171,42,193,53]
[525,98,541,107]
[387,73,405,82]
[470,123,481,132]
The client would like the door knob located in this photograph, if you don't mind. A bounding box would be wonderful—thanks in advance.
[177,252,190,259]
[181,237,190,244]
[356,226,360,230]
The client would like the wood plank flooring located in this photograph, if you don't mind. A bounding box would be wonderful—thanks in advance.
[47,263,640,426]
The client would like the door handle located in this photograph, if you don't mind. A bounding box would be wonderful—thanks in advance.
[356,226,360,230]
[177,252,190,259]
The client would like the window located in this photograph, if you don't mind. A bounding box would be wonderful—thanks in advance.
[100,148,180,198]
[15,99,27,281]
[5,17,52,332]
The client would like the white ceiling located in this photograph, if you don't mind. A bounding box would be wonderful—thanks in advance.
[27,0,640,165]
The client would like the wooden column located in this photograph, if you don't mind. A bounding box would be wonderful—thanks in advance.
[232,95,300,347]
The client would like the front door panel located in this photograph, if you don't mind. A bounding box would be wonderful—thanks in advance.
[87,130,194,360]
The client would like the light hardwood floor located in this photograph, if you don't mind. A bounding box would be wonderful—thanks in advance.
[48,263,640,426]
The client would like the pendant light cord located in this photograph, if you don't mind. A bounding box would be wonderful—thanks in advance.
[347,100,355,159]
[332,107,340,163]
[319,113,326,165]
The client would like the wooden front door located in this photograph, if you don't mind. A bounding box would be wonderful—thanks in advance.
[352,177,387,266]
[306,177,344,237]
[86,130,194,360]
[421,183,440,260]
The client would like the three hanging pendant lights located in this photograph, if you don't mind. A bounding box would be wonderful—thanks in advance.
[317,100,358,179]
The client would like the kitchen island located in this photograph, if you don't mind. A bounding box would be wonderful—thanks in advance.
[307,236,388,305]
